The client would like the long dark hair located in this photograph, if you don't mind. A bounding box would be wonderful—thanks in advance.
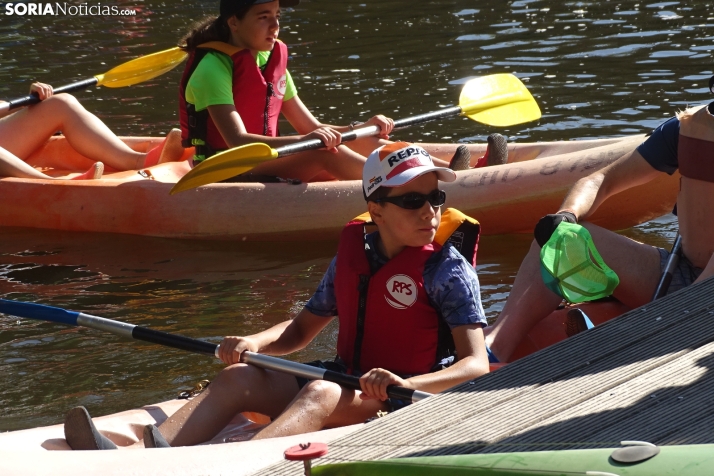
[180,7,252,51]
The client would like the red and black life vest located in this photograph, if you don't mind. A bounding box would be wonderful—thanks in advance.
[678,103,714,183]
[334,208,480,376]
[178,40,288,161]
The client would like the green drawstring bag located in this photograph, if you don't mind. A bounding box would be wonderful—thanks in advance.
[540,222,620,303]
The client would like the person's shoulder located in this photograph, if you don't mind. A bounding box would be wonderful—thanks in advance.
[189,51,233,87]
[201,50,233,68]
[425,242,477,280]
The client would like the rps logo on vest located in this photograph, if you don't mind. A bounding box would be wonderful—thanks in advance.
[276,74,288,98]
[385,274,418,310]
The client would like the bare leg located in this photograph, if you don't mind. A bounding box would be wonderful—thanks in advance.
[0,145,54,179]
[343,136,454,168]
[155,364,301,447]
[248,144,366,181]
[0,94,146,170]
[250,138,461,182]
[343,135,388,158]
[253,380,388,440]
[0,144,103,180]
[487,223,662,362]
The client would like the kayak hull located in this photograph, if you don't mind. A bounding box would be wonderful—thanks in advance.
[0,399,360,476]
[0,135,678,240]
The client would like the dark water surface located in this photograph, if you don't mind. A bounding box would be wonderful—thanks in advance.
[0,1,709,430]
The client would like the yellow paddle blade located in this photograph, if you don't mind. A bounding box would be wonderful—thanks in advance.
[95,47,188,88]
[170,143,278,195]
[459,73,541,127]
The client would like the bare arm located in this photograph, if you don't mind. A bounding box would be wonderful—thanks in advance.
[258,308,333,355]
[207,103,344,150]
[405,323,489,393]
[359,323,489,400]
[281,95,393,138]
[217,307,333,364]
[559,149,664,220]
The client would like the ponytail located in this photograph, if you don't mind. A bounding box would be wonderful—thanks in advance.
[179,16,230,51]
[179,6,253,51]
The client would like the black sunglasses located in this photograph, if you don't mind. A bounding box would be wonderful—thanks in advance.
[374,189,446,210]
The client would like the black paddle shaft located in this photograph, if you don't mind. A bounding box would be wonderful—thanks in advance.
[274,105,463,157]
[652,233,683,301]
[132,326,218,356]
[126,327,429,401]
[0,298,431,403]
[7,78,99,110]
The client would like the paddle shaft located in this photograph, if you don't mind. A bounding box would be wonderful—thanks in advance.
[1,78,99,113]
[275,106,463,156]
[0,299,431,403]
[652,233,683,301]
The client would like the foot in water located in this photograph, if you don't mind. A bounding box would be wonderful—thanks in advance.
[70,162,104,180]
[143,424,171,448]
[144,128,184,168]
[64,406,117,450]
[448,145,471,171]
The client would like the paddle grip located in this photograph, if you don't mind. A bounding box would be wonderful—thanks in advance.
[273,125,379,156]
[274,106,462,156]
[324,370,429,402]
[243,351,432,403]
[6,78,99,110]
[131,326,218,356]
[0,299,79,326]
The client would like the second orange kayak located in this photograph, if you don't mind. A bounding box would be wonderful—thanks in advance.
[0,134,677,240]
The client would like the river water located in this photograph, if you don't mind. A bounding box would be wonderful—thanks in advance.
[0,0,710,431]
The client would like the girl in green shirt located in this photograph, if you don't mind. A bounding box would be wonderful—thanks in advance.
[179,0,406,182]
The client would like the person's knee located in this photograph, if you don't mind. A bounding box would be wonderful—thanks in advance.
[44,93,82,113]
[211,363,255,390]
[297,380,342,410]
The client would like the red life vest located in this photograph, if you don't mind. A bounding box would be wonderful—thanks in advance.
[178,40,288,158]
[678,103,714,183]
[334,209,480,376]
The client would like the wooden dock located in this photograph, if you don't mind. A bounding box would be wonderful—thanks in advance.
[257,275,714,475]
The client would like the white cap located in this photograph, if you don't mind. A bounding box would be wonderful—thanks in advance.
[363,142,456,198]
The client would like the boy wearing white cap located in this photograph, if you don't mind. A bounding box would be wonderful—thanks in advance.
[63,143,489,450]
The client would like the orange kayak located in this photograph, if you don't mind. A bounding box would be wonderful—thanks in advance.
[0,134,677,240]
